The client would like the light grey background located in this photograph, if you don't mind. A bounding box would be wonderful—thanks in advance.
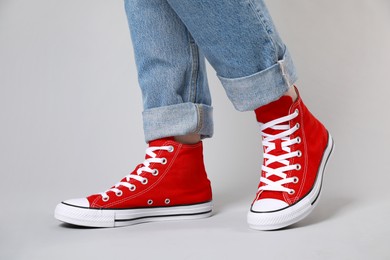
[1,0,389,259]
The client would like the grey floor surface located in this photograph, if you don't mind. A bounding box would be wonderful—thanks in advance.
[1,0,389,259]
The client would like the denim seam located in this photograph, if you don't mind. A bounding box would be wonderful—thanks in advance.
[188,32,199,103]
[247,0,278,62]
[278,58,291,86]
[195,104,203,133]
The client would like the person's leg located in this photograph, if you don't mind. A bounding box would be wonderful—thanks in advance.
[166,0,297,111]
[54,0,213,227]
[165,0,333,230]
[125,0,213,143]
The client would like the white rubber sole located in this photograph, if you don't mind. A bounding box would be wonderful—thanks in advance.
[247,133,334,231]
[55,201,213,227]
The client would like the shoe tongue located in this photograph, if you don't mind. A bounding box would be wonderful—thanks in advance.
[148,137,174,147]
[254,96,293,124]
[145,137,175,160]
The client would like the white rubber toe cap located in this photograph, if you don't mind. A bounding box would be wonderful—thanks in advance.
[251,198,289,212]
[63,198,90,207]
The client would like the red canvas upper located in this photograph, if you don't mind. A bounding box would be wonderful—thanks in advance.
[254,89,329,206]
[87,138,212,209]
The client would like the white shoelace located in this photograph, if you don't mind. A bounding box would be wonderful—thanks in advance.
[99,145,174,201]
[258,109,301,195]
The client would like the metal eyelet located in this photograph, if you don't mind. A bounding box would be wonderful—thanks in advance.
[295,164,302,171]
[161,158,167,165]
[295,123,300,129]
[295,108,299,115]
[116,190,123,197]
[142,178,148,185]
[147,199,153,205]
[293,177,299,184]
[168,146,174,152]
[297,150,302,157]
[129,185,136,191]
[296,137,301,143]
[165,198,170,205]
[152,169,159,176]
[288,189,295,195]
[102,196,109,202]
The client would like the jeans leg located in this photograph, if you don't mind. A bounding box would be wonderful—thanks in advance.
[166,0,298,111]
[124,0,213,142]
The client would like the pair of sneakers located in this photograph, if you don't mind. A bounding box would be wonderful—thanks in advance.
[55,88,334,230]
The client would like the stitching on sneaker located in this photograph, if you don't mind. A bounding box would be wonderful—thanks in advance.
[93,142,177,207]
[102,143,181,208]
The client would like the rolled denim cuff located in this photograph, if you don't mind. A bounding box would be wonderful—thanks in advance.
[217,49,298,111]
[142,103,213,142]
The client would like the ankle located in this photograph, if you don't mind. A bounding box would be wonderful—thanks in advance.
[174,133,201,144]
[284,85,298,102]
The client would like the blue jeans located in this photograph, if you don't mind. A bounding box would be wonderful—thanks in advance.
[124,0,297,142]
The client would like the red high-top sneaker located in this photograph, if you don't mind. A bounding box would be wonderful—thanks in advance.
[247,88,334,230]
[55,138,213,227]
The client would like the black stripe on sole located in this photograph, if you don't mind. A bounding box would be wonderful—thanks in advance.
[115,210,213,222]
[61,201,212,210]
